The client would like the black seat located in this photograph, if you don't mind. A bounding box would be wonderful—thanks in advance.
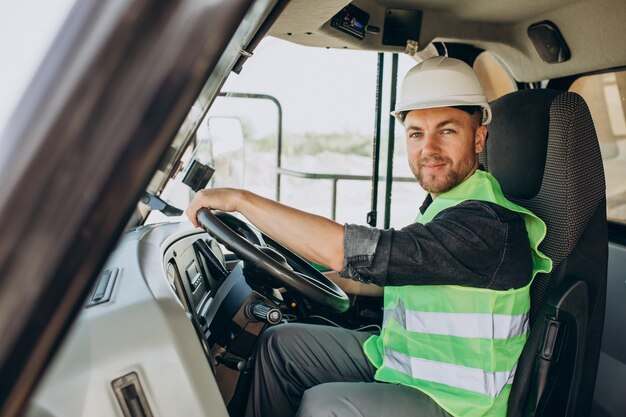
[479,89,608,417]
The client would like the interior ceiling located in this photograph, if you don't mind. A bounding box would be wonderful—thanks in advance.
[268,0,626,82]
[369,0,578,23]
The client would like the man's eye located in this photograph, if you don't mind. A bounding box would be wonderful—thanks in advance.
[442,128,455,134]
[409,132,422,139]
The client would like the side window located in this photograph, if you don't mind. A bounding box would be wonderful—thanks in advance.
[570,72,626,224]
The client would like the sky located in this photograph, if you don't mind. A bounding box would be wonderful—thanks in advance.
[222,37,415,136]
[0,0,76,134]
[223,38,378,135]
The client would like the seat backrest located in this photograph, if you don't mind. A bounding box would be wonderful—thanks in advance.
[479,89,608,417]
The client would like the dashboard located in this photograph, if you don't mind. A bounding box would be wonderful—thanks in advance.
[26,221,274,417]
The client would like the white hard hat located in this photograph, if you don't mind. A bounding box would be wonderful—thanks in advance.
[393,56,492,125]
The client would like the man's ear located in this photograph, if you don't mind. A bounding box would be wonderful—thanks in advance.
[474,125,487,153]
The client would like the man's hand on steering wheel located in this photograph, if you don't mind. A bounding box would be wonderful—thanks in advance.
[186,188,243,228]
[186,187,350,313]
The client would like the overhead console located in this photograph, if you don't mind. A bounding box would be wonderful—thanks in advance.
[381,8,423,47]
[331,4,374,40]
[330,3,422,48]
[269,0,424,53]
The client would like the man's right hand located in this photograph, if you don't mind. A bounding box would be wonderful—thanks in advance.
[184,187,346,273]
[186,188,244,228]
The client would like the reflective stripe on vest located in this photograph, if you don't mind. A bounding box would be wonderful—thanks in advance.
[383,308,529,339]
[383,348,516,398]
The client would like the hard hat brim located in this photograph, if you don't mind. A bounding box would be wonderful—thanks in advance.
[392,98,492,125]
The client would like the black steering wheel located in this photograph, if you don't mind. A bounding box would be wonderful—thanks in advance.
[196,208,350,313]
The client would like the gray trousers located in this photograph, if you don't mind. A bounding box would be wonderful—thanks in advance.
[244,323,452,417]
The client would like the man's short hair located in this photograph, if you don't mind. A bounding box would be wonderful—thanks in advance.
[451,105,482,116]
[399,106,483,126]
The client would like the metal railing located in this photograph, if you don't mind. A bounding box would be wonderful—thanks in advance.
[275,53,408,225]
[277,167,414,221]
[220,52,409,226]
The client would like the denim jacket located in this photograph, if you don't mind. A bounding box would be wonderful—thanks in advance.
[340,196,532,291]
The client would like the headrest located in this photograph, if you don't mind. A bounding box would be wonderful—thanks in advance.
[482,89,562,198]
[480,88,605,268]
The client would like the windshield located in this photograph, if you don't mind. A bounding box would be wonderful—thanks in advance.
[145,37,418,227]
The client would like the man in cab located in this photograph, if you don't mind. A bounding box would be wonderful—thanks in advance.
[187,56,552,417]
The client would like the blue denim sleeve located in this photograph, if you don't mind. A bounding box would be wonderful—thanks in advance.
[339,224,383,283]
[339,201,533,290]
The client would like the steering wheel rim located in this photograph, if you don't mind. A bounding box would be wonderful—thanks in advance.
[196,208,350,313]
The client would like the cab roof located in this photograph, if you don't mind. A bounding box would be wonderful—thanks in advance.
[269,0,626,81]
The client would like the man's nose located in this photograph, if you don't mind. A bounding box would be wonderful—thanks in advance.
[421,133,441,155]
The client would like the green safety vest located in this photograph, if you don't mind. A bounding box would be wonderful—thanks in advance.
[363,169,552,417]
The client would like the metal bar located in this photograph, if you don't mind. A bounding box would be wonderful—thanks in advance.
[276,167,414,183]
[368,53,385,227]
[384,53,399,229]
[276,97,283,201]
[277,165,415,221]
[231,0,290,74]
[332,179,338,221]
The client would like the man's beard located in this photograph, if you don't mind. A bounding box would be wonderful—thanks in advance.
[411,155,476,194]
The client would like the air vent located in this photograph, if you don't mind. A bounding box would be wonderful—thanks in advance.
[111,372,154,417]
[85,267,119,307]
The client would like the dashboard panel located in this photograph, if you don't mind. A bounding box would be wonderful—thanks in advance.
[25,222,258,417]
[164,234,221,318]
